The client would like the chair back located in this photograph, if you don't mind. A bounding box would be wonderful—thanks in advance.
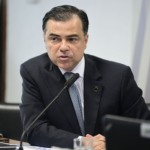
[0,103,23,140]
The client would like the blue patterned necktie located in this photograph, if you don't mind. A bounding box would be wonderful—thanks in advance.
[64,72,85,135]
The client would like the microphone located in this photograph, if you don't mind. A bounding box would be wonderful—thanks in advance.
[18,73,79,150]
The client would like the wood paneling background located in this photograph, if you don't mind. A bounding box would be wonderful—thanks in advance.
[0,0,6,102]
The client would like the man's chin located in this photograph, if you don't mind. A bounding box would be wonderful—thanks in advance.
[58,65,73,72]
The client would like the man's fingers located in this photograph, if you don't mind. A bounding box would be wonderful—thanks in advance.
[85,134,106,150]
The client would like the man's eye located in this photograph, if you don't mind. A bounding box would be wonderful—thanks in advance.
[68,37,78,43]
[49,37,60,42]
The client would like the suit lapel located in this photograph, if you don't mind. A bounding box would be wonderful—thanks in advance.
[84,55,103,135]
[45,62,82,134]
[57,89,82,134]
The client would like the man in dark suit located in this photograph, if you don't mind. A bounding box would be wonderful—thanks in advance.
[20,5,150,150]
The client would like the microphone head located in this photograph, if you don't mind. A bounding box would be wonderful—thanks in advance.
[64,73,79,88]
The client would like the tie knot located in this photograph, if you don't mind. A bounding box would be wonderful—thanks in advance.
[64,72,74,80]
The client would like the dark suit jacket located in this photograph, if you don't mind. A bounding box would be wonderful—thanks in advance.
[20,53,150,148]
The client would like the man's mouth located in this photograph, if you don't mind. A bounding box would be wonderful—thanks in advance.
[59,55,70,61]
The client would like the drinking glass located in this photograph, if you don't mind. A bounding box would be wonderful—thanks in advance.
[73,137,93,150]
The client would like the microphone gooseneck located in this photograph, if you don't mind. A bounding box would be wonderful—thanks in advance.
[18,73,79,150]
[64,73,79,88]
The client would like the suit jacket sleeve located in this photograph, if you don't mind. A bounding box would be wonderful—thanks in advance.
[20,62,79,149]
[119,66,150,118]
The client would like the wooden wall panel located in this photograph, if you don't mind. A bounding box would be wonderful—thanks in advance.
[0,0,6,102]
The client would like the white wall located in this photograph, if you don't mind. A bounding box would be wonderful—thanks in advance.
[5,0,150,103]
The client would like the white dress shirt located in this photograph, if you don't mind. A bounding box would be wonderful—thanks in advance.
[59,56,85,119]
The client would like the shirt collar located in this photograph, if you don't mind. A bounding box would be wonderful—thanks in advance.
[59,56,85,78]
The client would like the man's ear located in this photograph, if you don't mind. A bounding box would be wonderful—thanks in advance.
[85,34,89,44]
[84,33,89,49]
[43,33,46,43]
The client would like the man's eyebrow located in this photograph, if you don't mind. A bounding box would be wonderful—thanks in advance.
[67,34,79,37]
[48,33,79,38]
[49,33,60,37]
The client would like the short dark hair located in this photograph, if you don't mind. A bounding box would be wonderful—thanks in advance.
[42,5,89,35]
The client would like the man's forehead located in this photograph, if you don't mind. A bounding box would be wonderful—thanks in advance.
[45,16,82,29]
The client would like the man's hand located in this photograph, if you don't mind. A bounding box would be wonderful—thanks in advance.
[85,134,106,150]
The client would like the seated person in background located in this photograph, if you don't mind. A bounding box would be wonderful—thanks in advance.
[20,5,150,150]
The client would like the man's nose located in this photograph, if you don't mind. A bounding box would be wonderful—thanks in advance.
[60,40,69,51]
